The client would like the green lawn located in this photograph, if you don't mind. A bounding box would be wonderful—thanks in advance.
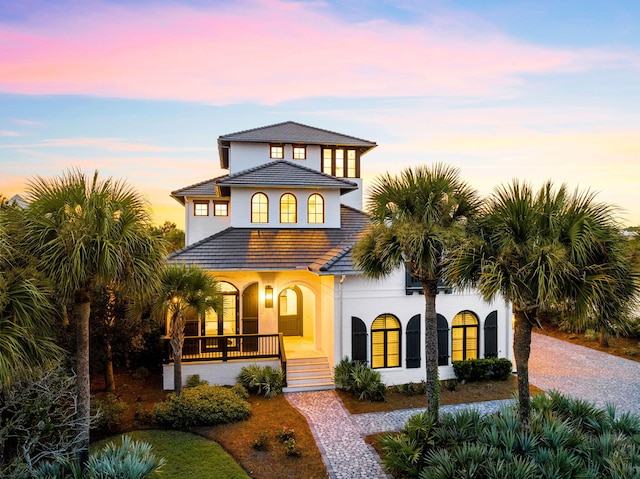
[92,430,250,479]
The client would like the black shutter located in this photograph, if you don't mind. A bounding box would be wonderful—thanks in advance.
[437,314,449,366]
[484,311,498,358]
[351,317,367,363]
[406,314,421,368]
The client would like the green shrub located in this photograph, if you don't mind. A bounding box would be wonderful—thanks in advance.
[333,357,387,401]
[185,374,209,388]
[583,329,598,341]
[380,391,640,478]
[333,357,356,391]
[230,383,249,400]
[452,358,513,382]
[91,393,128,432]
[283,437,301,457]
[32,435,165,479]
[131,366,151,380]
[391,381,427,396]
[237,364,283,398]
[252,432,269,451]
[153,384,250,428]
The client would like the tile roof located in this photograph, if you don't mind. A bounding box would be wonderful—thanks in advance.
[170,175,229,204]
[218,121,377,150]
[216,161,358,193]
[168,205,367,274]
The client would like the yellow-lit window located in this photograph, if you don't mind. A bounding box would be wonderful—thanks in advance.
[280,193,297,223]
[194,201,209,216]
[322,149,333,175]
[335,149,345,177]
[371,314,401,368]
[293,146,306,159]
[214,202,228,216]
[307,194,324,224]
[347,149,356,177]
[451,311,479,361]
[251,193,268,223]
[270,145,284,159]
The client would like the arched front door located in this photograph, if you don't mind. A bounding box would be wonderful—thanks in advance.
[278,286,302,336]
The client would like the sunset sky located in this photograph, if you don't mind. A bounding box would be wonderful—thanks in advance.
[1,0,639,227]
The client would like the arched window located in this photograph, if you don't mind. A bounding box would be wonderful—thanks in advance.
[307,194,324,224]
[251,193,268,223]
[452,311,479,361]
[371,314,401,368]
[280,193,297,223]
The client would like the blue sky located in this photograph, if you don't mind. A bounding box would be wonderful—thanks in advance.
[1,0,639,226]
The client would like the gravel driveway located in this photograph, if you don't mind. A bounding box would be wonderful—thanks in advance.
[529,332,640,415]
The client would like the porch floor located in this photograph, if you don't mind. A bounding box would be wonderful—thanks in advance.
[283,336,325,359]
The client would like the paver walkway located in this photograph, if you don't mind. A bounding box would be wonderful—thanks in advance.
[287,332,640,479]
[529,332,640,415]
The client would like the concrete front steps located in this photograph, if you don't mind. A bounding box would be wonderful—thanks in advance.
[283,357,335,392]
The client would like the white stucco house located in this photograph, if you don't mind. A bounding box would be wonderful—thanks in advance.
[164,121,513,391]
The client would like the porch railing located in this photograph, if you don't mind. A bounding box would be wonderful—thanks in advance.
[164,333,285,364]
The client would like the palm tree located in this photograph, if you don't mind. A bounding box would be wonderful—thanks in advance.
[21,170,166,466]
[150,263,221,395]
[352,164,480,419]
[445,180,638,427]
[0,208,61,389]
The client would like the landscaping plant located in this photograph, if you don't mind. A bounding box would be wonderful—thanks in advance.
[378,391,640,478]
[153,384,250,428]
[237,364,284,398]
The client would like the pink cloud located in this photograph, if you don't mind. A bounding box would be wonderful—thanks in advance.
[0,0,625,104]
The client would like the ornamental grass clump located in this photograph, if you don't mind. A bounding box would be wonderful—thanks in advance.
[333,357,386,402]
[378,391,640,478]
[237,364,284,398]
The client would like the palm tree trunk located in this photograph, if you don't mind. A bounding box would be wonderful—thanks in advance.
[104,336,115,393]
[513,308,533,429]
[422,281,440,420]
[599,329,609,347]
[74,290,91,468]
[169,311,185,395]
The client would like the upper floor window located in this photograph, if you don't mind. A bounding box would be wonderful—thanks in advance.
[213,201,229,216]
[251,193,268,223]
[270,145,284,159]
[321,148,358,178]
[280,193,297,223]
[292,146,306,160]
[194,201,209,216]
[307,194,324,224]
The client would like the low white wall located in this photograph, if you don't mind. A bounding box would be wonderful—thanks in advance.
[163,359,280,390]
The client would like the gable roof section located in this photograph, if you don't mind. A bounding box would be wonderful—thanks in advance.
[216,160,358,193]
[168,205,367,274]
[219,121,376,148]
[170,175,229,204]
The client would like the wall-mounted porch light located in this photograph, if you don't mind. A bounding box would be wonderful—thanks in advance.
[265,285,273,308]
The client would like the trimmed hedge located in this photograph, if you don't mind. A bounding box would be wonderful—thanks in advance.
[452,358,512,382]
[154,384,250,429]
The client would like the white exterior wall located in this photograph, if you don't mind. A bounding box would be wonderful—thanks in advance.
[163,359,280,389]
[184,197,231,245]
[228,143,320,174]
[340,179,363,210]
[230,187,342,228]
[338,269,513,385]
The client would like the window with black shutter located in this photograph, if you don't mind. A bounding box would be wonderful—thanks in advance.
[484,311,498,358]
[406,314,421,368]
[351,317,367,363]
[437,314,449,366]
